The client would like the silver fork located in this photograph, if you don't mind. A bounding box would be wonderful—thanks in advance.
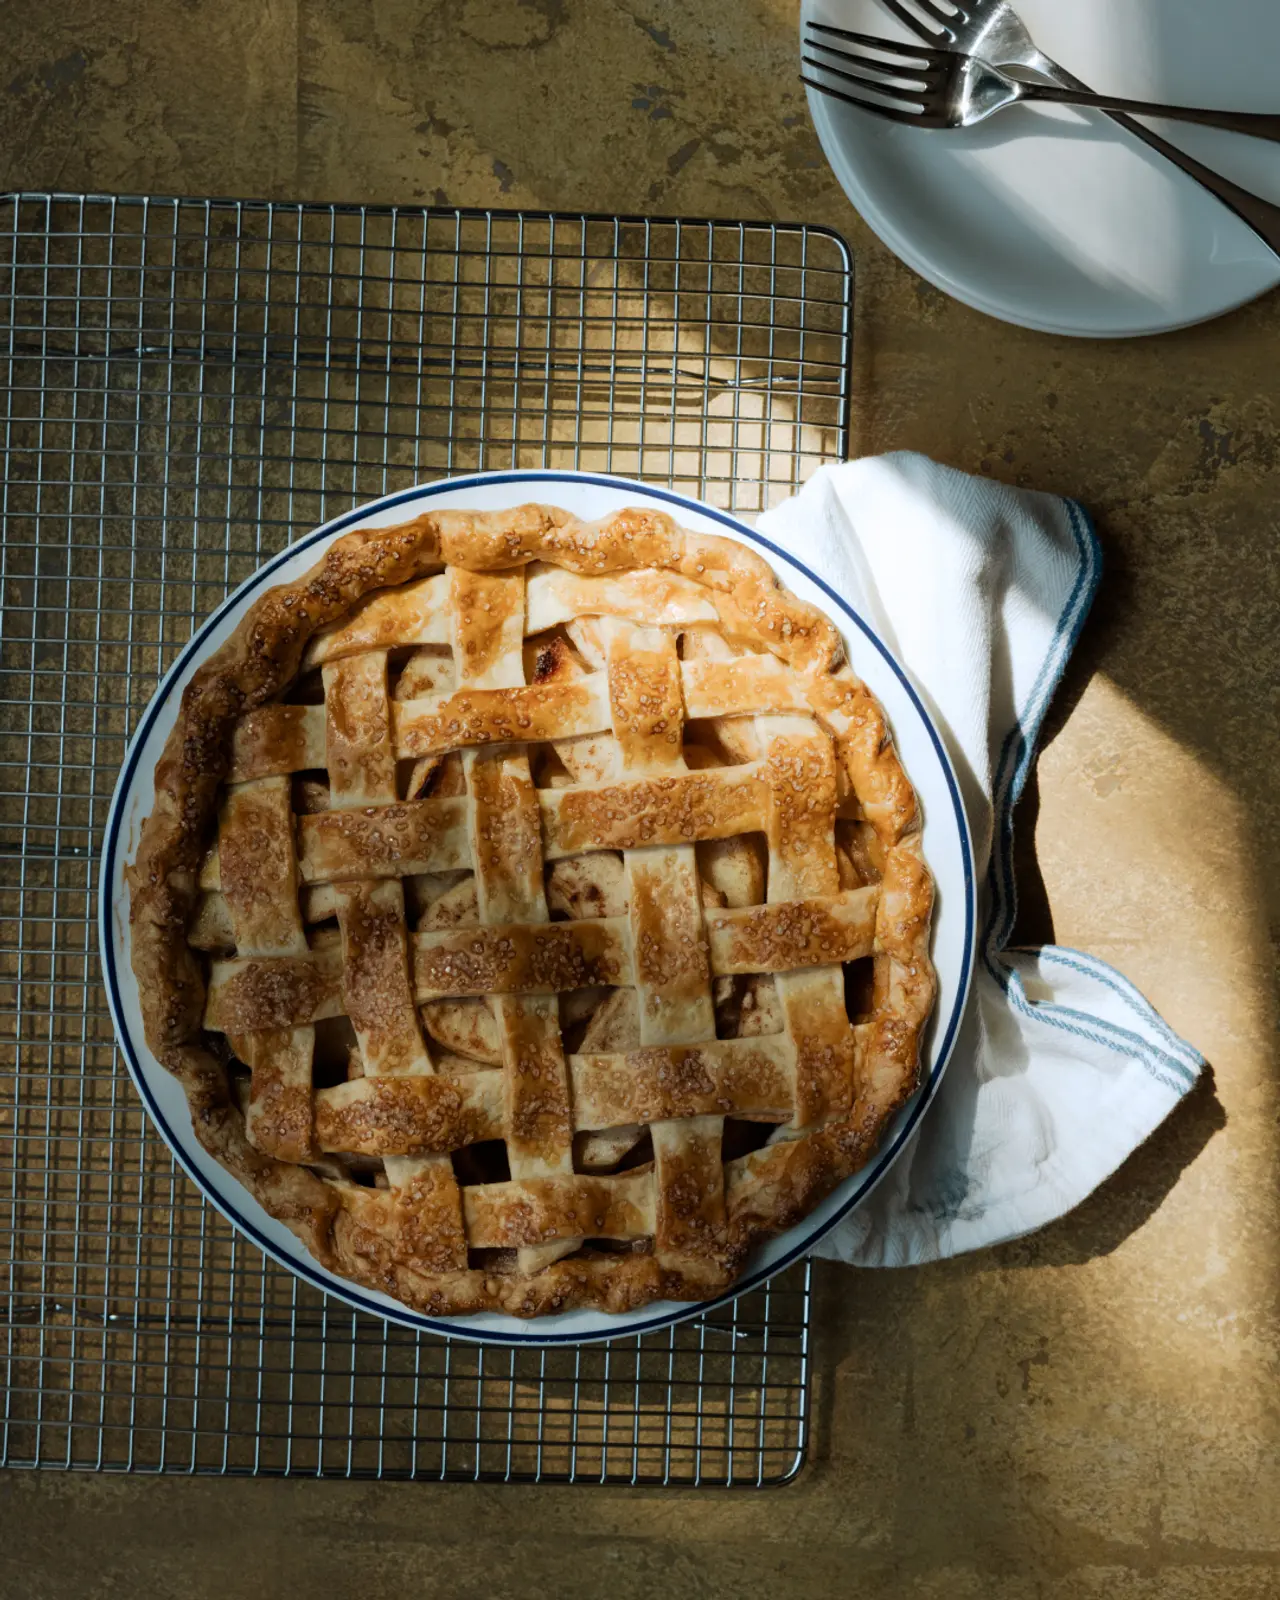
[803,25,1280,141]
[831,0,1280,259]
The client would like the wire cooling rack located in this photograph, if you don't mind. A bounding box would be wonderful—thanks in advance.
[0,192,852,1482]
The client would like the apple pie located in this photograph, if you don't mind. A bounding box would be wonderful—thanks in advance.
[128,503,934,1317]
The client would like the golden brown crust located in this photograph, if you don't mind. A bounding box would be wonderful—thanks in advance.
[411,920,632,999]
[705,888,879,974]
[463,1172,655,1249]
[314,1073,503,1156]
[297,799,471,884]
[543,767,768,856]
[127,502,936,1319]
[205,947,343,1033]
[498,993,574,1170]
[570,1039,793,1128]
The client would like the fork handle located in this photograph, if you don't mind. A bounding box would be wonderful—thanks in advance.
[1021,83,1280,146]
[1014,59,1280,258]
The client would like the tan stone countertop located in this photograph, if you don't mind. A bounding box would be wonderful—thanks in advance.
[1,3,1276,1596]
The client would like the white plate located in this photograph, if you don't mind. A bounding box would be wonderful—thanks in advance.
[100,471,976,1346]
[803,0,1280,336]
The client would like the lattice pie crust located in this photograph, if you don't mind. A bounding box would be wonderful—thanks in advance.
[128,504,935,1318]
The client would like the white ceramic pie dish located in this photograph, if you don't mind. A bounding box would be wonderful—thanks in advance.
[100,470,976,1346]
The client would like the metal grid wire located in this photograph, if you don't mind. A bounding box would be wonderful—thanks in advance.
[0,192,852,1482]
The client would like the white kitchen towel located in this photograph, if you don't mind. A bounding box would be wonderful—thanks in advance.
[757,453,1204,1267]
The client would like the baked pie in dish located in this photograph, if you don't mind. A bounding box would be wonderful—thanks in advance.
[127,501,935,1318]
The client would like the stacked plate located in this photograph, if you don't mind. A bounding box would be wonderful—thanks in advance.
[803,0,1280,335]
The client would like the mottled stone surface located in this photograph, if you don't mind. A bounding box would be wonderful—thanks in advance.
[1,2,1277,1596]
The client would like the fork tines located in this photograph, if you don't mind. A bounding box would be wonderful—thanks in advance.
[807,20,934,65]
[874,0,961,38]
[801,19,945,124]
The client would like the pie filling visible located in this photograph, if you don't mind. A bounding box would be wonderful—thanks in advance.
[128,503,935,1318]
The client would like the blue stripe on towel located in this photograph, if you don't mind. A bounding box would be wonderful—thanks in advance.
[980,499,1200,1094]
